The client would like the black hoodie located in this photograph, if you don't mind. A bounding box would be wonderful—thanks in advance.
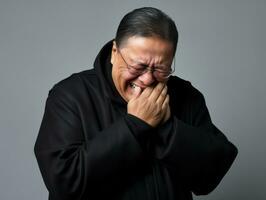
[34,40,238,200]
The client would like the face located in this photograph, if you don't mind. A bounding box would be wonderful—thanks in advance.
[111,36,174,102]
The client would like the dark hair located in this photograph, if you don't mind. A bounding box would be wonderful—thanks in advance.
[115,7,178,55]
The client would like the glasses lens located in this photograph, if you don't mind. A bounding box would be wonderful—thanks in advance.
[127,66,142,75]
[154,71,170,80]
[119,49,175,80]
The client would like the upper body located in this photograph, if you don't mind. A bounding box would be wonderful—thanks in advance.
[34,7,238,200]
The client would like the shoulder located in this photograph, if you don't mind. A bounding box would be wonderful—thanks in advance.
[168,75,204,101]
[48,69,97,102]
[168,76,208,122]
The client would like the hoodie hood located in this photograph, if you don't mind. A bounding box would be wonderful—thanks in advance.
[93,40,127,106]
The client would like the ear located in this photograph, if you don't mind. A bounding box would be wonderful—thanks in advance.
[111,41,118,65]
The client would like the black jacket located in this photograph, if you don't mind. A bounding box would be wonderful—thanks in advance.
[34,40,238,200]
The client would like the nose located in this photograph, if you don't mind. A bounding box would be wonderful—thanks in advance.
[138,71,156,86]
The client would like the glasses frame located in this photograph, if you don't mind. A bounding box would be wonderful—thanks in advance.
[117,49,175,81]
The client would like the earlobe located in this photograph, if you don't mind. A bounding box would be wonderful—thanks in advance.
[112,41,117,53]
[111,41,117,65]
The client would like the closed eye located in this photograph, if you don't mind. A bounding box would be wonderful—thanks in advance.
[154,67,171,73]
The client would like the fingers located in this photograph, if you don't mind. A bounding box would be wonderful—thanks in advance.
[137,82,167,104]
[139,86,153,99]
[156,85,168,106]
[128,81,170,127]
[148,83,165,101]
[162,94,170,111]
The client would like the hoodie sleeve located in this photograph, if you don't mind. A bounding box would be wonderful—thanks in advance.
[153,89,238,195]
[34,88,152,200]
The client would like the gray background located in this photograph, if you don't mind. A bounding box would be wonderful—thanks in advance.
[0,0,265,199]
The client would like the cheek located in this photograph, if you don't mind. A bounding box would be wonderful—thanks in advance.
[120,71,138,83]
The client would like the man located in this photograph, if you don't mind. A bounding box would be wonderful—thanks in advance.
[34,7,237,200]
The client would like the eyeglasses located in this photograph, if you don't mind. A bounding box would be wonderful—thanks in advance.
[118,49,175,81]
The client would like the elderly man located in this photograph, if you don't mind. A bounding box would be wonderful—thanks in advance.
[34,7,237,200]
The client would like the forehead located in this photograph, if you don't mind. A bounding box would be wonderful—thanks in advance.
[120,36,174,65]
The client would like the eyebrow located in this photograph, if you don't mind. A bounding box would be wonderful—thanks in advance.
[125,52,170,69]
[132,60,168,69]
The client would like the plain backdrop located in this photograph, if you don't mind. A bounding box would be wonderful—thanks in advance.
[0,0,265,199]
